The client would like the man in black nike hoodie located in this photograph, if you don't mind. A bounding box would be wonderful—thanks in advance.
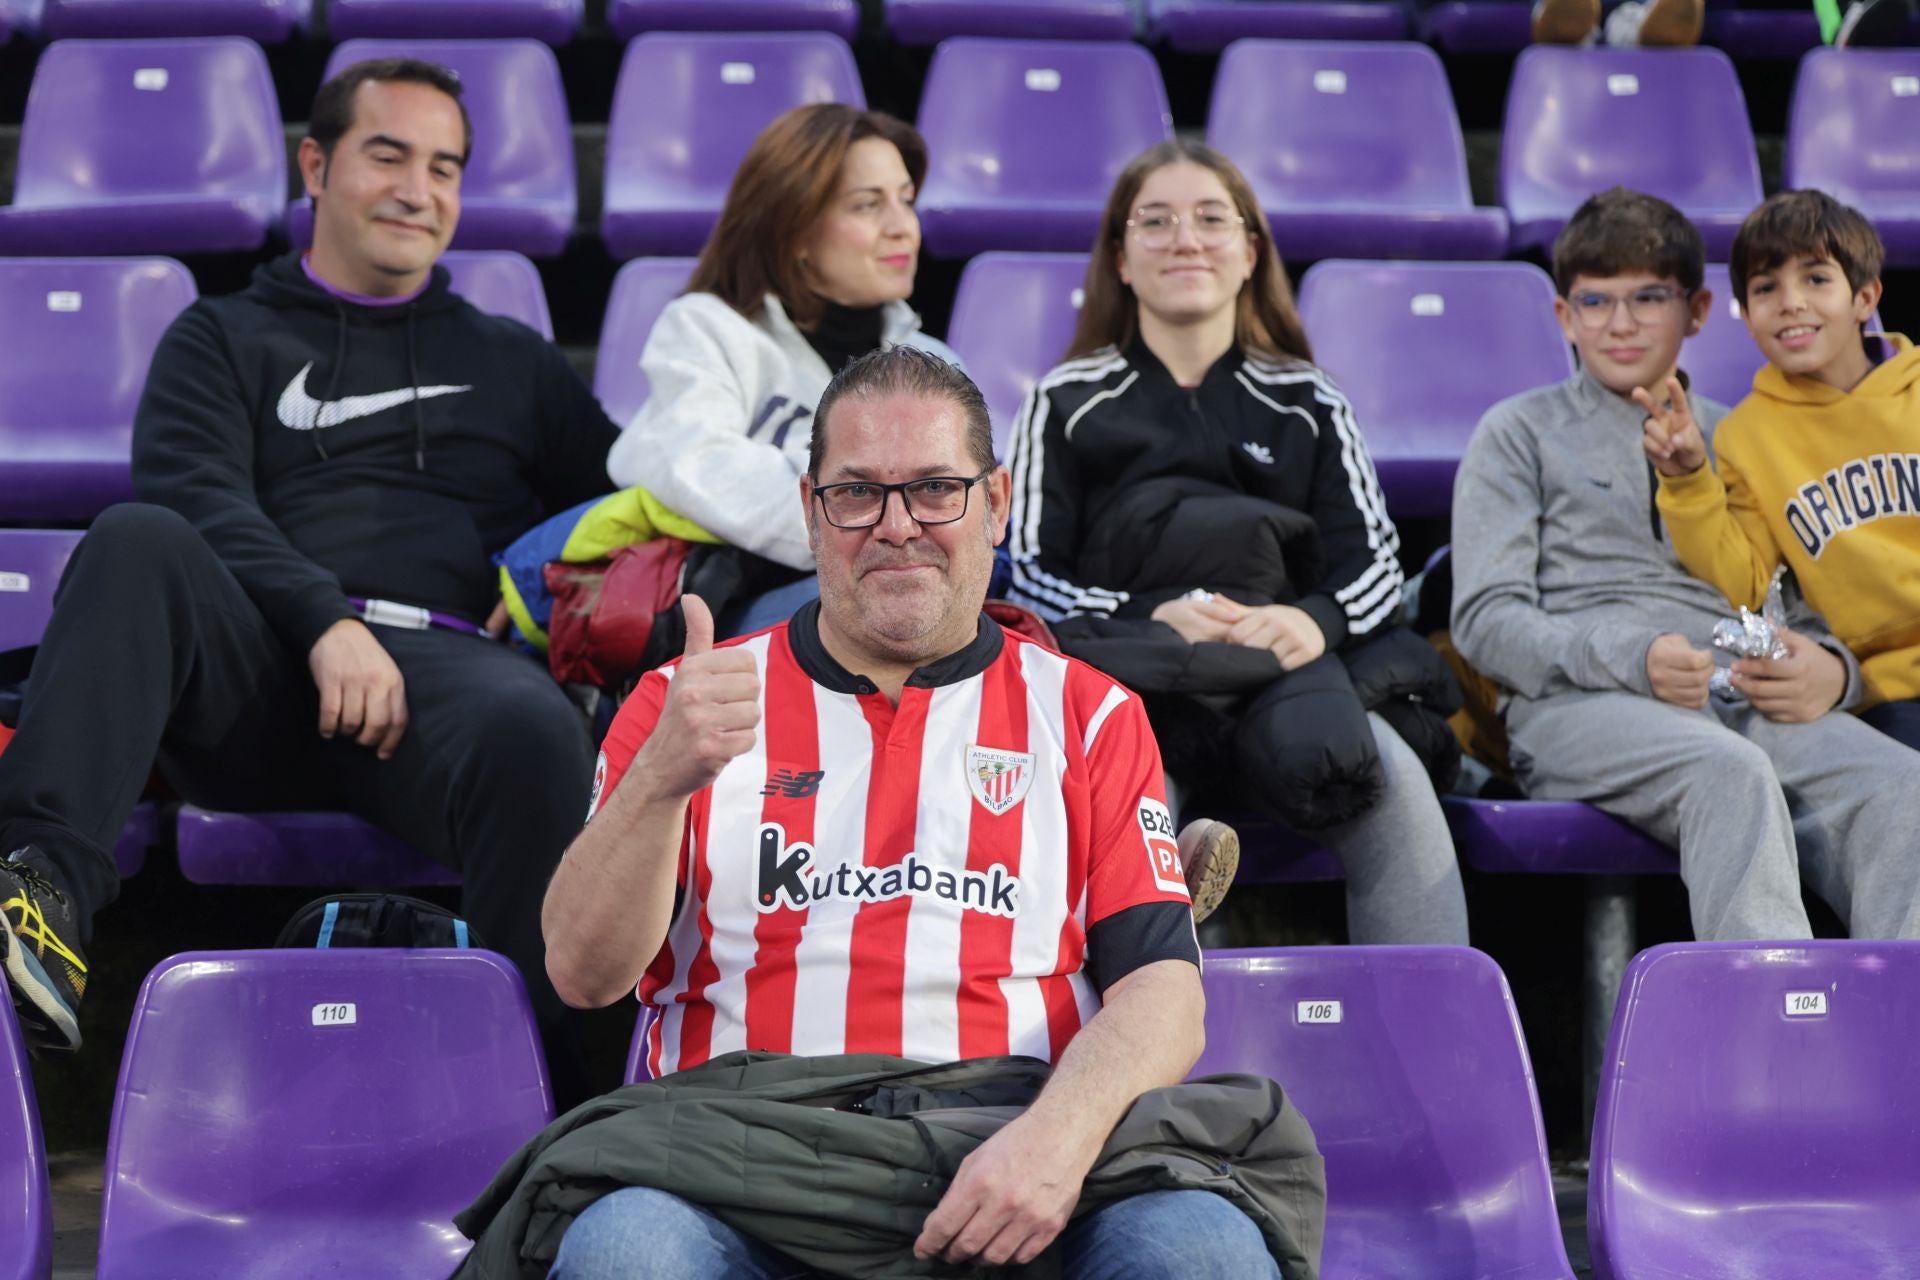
[0,58,618,1102]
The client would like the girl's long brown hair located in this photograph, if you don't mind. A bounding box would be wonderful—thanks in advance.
[685,103,927,332]
[1065,139,1312,365]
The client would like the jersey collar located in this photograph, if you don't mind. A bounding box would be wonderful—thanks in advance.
[787,599,1005,695]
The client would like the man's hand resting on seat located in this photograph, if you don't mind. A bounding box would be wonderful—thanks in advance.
[309,618,409,760]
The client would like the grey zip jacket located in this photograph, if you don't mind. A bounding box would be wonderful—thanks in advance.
[452,1051,1326,1280]
[1452,369,1860,708]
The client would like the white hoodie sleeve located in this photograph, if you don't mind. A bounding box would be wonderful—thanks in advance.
[606,295,819,571]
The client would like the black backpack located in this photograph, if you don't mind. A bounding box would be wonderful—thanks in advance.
[276,893,483,950]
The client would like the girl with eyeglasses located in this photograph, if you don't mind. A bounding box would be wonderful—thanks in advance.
[1005,140,1469,945]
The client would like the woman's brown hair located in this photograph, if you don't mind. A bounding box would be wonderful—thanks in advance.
[1065,139,1312,365]
[685,103,927,332]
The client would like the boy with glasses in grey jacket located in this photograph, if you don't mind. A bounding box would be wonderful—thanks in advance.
[1450,187,1920,941]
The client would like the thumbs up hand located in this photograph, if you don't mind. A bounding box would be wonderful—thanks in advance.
[646,595,762,800]
[1636,376,1707,478]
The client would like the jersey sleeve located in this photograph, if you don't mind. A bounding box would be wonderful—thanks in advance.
[1082,685,1193,924]
[586,665,691,887]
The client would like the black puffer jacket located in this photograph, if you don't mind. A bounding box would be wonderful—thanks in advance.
[1051,479,1460,830]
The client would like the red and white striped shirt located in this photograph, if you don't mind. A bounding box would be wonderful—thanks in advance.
[592,605,1196,1077]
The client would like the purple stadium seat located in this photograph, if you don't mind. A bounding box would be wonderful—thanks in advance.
[0,258,197,524]
[174,805,460,886]
[1501,47,1762,259]
[1148,0,1407,48]
[0,528,156,878]
[1787,49,1920,267]
[609,0,859,39]
[1296,259,1574,518]
[0,0,38,40]
[1686,263,1764,409]
[886,0,1136,43]
[602,32,864,260]
[328,0,582,43]
[0,39,284,256]
[287,39,576,258]
[1421,1,1532,52]
[1702,5,1821,59]
[946,251,1087,453]
[593,256,697,427]
[0,530,83,656]
[1590,940,1920,1280]
[1193,947,1575,1279]
[96,949,553,1279]
[2,1001,52,1280]
[40,0,310,40]
[1207,40,1508,262]
[1442,797,1678,876]
[441,249,552,338]
[1210,815,1346,882]
[916,39,1173,257]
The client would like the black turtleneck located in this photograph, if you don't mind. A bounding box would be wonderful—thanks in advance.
[803,299,888,373]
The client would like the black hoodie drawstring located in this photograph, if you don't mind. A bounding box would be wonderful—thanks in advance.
[406,302,425,472]
[312,303,348,461]
[310,298,427,472]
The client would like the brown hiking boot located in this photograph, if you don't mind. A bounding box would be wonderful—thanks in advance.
[1178,819,1239,927]
[1532,0,1600,42]
[1637,0,1704,45]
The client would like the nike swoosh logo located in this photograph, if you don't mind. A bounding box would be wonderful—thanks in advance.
[276,362,473,431]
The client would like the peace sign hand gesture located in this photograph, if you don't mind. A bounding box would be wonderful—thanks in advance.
[1635,375,1706,478]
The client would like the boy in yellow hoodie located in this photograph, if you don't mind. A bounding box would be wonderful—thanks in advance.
[1645,190,1920,749]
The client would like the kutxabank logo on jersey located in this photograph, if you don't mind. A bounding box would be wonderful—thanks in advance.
[754,822,1020,917]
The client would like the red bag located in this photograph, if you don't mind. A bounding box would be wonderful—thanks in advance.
[545,539,692,688]
[984,600,1061,652]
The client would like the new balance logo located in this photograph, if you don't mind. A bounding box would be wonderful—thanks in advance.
[761,768,826,799]
[1241,441,1275,465]
[754,823,1020,917]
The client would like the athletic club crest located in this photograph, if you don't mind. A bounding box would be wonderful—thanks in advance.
[966,745,1035,816]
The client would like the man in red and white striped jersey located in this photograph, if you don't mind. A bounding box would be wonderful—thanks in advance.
[542,348,1275,1278]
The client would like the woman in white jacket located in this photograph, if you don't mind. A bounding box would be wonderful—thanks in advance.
[607,103,959,632]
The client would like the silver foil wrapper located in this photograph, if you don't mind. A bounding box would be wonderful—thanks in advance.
[1709,568,1790,699]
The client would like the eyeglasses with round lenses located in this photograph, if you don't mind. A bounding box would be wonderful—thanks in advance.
[1568,285,1690,329]
[812,470,992,530]
[1125,202,1247,250]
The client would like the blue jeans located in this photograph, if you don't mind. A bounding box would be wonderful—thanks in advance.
[548,1186,1281,1279]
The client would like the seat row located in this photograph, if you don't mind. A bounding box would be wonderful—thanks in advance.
[3,35,1918,268]
[0,0,1873,59]
[0,250,1826,531]
[8,940,1916,1279]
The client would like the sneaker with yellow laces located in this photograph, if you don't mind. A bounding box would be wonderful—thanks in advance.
[1,846,87,1053]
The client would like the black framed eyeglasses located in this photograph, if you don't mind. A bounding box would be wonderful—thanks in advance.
[812,470,992,529]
